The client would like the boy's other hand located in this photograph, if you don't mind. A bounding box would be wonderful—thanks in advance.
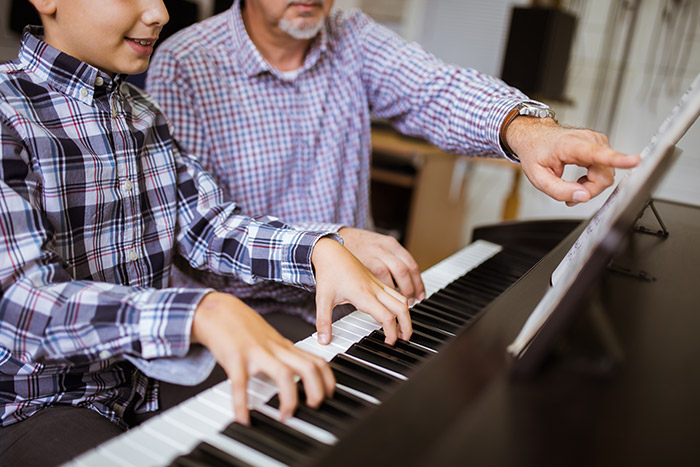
[338,227,426,305]
[311,238,412,346]
[191,292,335,425]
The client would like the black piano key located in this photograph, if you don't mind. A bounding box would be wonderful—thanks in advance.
[438,285,492,308]
[373,327,444,352]
[329,357,399,399]
[332,353,403,388]
[453,267,507,290]
[412,301,471,323]
[444,279,500,302]
[411,320,453,340]
[367,331,433,358]
[356,336,425,366]
[466,266,520,288]
[170,442,253,467]
[222,411,323,465]
[267,384,370,435]
[298,382,371,417]
[270,396,346,435]
[409,308,461,333]
[346,342,413,376]
[424,293,479,316]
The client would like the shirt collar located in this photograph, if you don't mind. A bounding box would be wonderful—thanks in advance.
[18,26,122,105]
[228,0,329,79]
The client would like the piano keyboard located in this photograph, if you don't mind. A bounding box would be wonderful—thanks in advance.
[67,240,539,467]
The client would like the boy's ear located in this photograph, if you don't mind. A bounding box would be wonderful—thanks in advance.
[28,0,57,16]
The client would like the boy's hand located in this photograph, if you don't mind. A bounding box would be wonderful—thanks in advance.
[338,227,426,305]
[191,292,335,425]
[311,238,412,346]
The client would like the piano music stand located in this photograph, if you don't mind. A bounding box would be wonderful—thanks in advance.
[511,145,681,376]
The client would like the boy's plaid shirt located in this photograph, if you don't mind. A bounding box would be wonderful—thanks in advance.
[0,28,328,427]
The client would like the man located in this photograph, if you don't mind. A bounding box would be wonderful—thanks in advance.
[147,0,638,318]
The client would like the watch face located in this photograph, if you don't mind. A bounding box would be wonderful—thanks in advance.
[519,102,555,118]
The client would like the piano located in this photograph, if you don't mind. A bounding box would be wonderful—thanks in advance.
[68,199,700,467]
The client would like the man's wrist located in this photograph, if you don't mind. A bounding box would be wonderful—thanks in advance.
[500,101,556,161]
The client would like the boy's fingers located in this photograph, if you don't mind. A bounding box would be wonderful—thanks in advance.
[315,295,334,345]
[228,359,250,425]
[378,285,412,341]
[275,346,334,408]
[263,356,298,421]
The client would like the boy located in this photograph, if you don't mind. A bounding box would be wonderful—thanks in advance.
[0,0,410,464]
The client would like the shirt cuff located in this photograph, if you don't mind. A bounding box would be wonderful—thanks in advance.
[486,97,526,163]
[124,345,216,385]
[133,287,211,360]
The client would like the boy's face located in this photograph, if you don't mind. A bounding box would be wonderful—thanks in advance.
[33,0,169,76]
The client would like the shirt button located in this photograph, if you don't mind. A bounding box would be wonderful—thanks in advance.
[129,250,138,262]
[112,106,118,118]
[79,87,88,97]
[99,350,110,360]
[95,76,104,86]
[124,180,133,191]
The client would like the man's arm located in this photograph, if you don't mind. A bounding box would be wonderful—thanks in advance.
[351,11,638,202]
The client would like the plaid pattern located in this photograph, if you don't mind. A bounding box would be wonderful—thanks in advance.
[148,1,527,227]
[0,28,327,427]
[146,2,528,305]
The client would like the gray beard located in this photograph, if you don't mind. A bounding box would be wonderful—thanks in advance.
[278,15,325,40]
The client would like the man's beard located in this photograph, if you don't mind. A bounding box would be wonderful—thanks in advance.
[279,1,326,40]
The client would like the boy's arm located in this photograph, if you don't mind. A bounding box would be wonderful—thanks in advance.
[0,123,203,367]
[172,148,412,345]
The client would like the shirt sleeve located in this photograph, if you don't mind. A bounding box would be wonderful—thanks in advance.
[169,139,334,290]
[0,120,206,368]
[349,10,528,160]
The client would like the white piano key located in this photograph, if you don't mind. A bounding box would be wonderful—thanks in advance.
[334,319,371,338]
[308,332,354,355]
[203,431,286,467]
[69,240,504,467]
[115,427,173,465]
[295,340,337,361]
[343,314,380,333]
[65,448,127,467]
[330,324,365,342]
[96,440,148,466]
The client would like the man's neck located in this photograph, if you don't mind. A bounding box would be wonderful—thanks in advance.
[241,6,313,72]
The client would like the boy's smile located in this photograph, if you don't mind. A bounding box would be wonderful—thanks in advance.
[29,0,169,77]
[125,37,158,58]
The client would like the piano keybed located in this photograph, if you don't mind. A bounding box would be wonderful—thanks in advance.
[68,240,539,467]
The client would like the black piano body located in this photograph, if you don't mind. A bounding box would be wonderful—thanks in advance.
[315,198,700,467]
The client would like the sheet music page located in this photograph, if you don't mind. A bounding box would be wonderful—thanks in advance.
[507,72,700,358]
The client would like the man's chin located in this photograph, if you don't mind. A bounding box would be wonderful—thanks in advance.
[279,18,325,40]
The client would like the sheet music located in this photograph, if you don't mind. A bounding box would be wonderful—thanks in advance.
[507,72,700,358]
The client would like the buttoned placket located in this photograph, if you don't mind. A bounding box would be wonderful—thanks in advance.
[109,86,142,280]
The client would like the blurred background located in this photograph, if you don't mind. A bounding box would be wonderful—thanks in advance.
[2,0,698,267]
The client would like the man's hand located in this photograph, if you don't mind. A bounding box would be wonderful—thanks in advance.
[338,227,425,304]
[311,237,412,346]
[506,117,640,206]
[191,292,335,425]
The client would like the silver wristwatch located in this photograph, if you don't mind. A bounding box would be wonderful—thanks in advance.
[500,101,556,161]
